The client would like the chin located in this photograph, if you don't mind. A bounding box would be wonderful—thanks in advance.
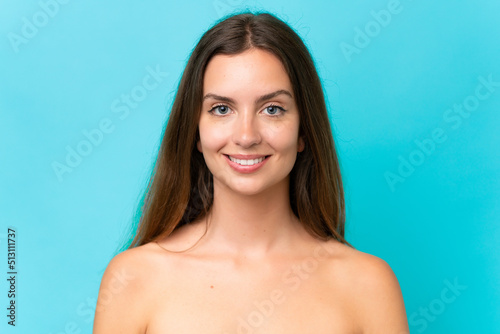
[227,179,286,197]
[228,185,267,197]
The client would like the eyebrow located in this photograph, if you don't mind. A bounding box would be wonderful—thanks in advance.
[202,89,293,105]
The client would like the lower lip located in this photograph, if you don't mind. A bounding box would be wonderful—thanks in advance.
[225,155,269,173]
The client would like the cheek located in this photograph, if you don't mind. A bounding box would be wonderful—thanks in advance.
[262,122,301,151]
[198,122,227,153]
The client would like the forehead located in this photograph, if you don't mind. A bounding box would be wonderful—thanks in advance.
[203,48,293,96]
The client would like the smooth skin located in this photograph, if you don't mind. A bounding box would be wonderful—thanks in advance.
[93,48,410,333]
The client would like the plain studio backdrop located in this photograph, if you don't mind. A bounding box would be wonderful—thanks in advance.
[1,0,499,333]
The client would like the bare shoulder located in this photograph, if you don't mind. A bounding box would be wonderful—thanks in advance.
[319,240,409,333]
[97,243,161,290]
[93,243,161,334]
[333,242,400,286]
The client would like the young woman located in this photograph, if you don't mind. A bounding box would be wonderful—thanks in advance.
[93,12,409,334]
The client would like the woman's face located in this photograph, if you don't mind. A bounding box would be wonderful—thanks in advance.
[198,48,304,196]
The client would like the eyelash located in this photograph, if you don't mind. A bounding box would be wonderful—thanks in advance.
[208,103,287,116]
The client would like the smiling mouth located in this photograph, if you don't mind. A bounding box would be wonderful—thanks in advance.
[226,155,268,166]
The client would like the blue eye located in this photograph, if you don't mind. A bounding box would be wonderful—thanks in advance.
[264,104,285,115]
[208,104,286,116]
[210,105,230,115]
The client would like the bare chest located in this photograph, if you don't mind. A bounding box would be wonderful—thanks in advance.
[143,261,359,334]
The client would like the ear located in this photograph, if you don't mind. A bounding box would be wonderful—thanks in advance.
[297,136,305,152]
[195,128,203,152]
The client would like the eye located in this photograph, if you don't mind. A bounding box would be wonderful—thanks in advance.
[209,104,231,115]
[263,104,286,116]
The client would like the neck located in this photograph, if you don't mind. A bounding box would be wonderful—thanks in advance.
[201,179,303,259]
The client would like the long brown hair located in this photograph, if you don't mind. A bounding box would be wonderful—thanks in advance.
[126,11,351,249]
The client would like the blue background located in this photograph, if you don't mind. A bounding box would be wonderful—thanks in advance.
[1,0,499,333]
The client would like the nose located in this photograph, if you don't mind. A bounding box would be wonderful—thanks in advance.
[232,110,261,148]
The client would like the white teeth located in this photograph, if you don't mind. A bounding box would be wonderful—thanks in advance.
[228,156,265,166]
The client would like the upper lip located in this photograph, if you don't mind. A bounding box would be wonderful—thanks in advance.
[225,154,269,159]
